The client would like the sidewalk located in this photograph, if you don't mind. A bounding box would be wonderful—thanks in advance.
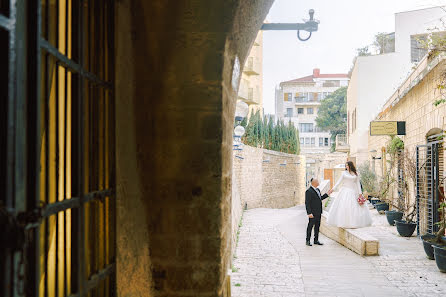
[230,205,446,297]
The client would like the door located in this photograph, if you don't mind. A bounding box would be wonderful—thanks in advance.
[324,168,334,188]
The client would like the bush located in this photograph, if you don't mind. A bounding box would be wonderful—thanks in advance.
[358,163,378,195]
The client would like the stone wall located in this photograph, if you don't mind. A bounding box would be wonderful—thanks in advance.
[231,145,306,258]
[368,56,446,209]
[233,145,306,209]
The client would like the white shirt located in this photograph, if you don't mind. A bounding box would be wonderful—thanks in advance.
[311,185,321,199]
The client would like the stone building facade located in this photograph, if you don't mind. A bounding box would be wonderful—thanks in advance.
[368,54,446,235]
[238,31,264,117]
[368,55,446,177]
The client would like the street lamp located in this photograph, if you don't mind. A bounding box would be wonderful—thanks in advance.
[261,9,320,41]
[235,100,249,122]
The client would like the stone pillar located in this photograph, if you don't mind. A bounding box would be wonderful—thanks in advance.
[114,1,274,296]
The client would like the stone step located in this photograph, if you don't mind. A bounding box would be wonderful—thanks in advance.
[319,212,379,256]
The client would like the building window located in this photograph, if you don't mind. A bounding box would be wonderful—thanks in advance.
[307,108,314,114]
[284,92,292,101]
[352,108,357,132]
[325,138,329,146]
[314,126,326,133]
[411,34,428,63]
[311,137,315,147]
[347,111,350,136]
[322,92,331,100]
[305,138,310,146]
[297,108,304,114]
[299,123,314,133]
[295,92,309,102]
[300,138,304,146]
[286,108,293,117]
[322,80,340,87]
[319,138,323,147]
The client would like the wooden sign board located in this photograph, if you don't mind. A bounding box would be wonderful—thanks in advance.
[370,121,406,136]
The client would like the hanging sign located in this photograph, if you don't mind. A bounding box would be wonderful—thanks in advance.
[370,121,406,136]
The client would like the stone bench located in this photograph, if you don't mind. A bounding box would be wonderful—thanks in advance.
[320,212,379,256]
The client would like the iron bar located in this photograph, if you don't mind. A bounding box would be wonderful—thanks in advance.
[40,38,112,89]
[77,0,86,294]
[22,189,114,230]
[67,264,115,297]
[0,13,11,30]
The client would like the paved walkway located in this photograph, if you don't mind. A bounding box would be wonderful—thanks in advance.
[231,205,446,297]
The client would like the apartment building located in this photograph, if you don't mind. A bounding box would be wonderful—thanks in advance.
[238,31,263,116]
[275,68,349,155]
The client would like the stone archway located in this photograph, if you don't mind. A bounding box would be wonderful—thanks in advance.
[114,1,274,296]
[426,127,443,139]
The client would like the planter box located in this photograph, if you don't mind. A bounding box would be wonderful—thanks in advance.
[320,212,379,256]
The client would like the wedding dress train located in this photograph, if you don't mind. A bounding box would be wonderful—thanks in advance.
[327,170,372,228]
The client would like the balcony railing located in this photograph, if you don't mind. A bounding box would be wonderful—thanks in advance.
[335,134,350,153]
[243,57,260,75]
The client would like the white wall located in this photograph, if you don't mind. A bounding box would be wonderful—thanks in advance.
[393,7,446,91]
[348,53,403,165]
[348,6,446,166]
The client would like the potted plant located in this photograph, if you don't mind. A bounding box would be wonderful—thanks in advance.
[394,202,417,237]
[374,170,394,213]
[358,164,379,205]
[421,162,446,261]
[386,151,417,225]
[433,201,446,271]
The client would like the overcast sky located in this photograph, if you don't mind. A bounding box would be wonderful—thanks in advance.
[263,0,446,114]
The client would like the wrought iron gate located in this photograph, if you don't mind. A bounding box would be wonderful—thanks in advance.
[416,139,443,236]
[1,1,115,296]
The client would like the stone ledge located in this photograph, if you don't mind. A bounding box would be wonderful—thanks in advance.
[320,213,379,256]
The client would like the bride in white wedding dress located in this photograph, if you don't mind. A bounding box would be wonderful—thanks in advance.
[327,161,372,228]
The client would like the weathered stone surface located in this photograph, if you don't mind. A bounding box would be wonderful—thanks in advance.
[232,205,446,297]
[115,0,274,296]
[231,145,306,259]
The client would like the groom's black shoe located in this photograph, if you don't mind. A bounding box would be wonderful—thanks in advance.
[306,240,312,246]
[314,241,324,245]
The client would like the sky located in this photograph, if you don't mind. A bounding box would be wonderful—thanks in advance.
[263,0,446,114]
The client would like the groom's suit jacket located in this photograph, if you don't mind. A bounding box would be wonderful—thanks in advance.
[305,187,329,217]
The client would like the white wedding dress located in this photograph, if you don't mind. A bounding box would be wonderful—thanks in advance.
[327,171,372,228]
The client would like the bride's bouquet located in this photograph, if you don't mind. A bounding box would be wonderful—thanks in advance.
[357,194,366,205]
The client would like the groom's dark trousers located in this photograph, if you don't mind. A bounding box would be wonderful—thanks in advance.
[305,187,329,242]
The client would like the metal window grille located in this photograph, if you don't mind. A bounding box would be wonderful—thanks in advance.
[1,1,115,296]
[416,137,443,236]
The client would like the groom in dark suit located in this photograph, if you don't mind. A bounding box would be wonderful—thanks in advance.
[305,178,332,246]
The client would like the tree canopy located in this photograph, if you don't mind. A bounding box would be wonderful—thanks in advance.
[240,110,300,155]
[315,87,347,146]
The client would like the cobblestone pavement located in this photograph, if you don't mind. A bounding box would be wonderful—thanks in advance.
[231,205,446,297]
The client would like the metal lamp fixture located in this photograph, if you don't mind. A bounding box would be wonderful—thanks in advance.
[234,100,249,152]
[235,100,249,122]
[261,9,320,41]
